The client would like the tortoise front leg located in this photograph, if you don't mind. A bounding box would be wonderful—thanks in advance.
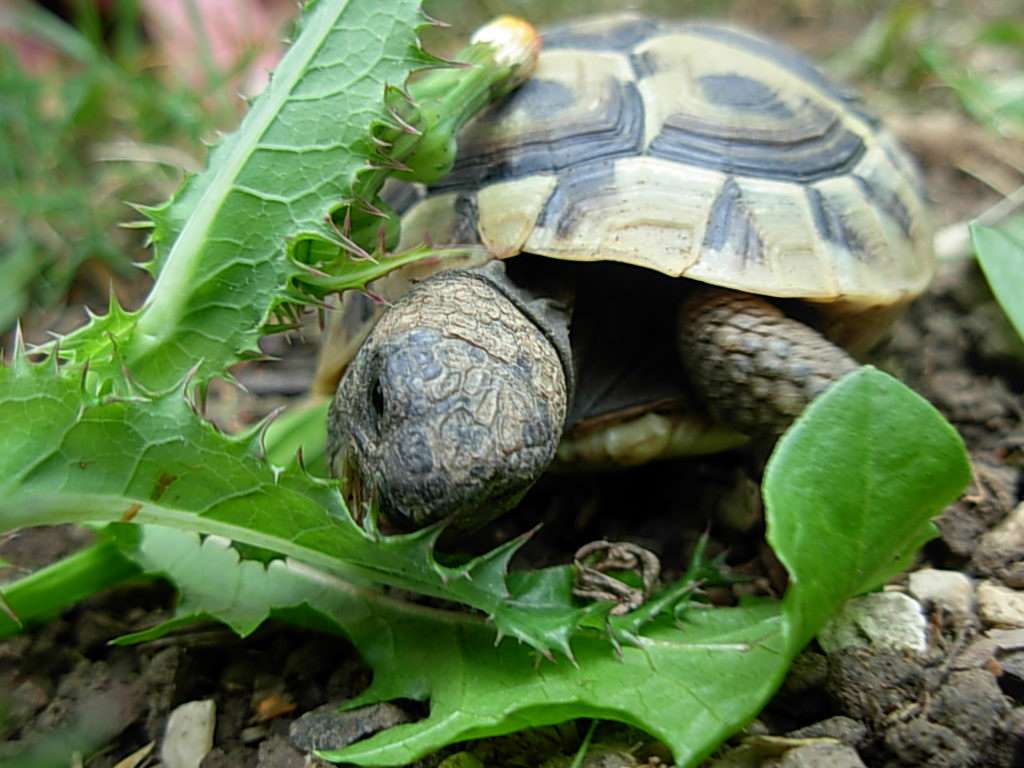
[678,288,858,436]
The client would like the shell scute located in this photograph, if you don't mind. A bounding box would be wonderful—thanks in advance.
[434,50,642,191]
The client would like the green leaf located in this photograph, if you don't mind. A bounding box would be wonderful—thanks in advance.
[126,0,425,386]
[0,357,587,655]
[54,0,430,390]
[107,522,790,768]
[764,367,970,649]
[262,396,331,476]
[332,605,784,767]
[0,535,140,639]
[49,1,538,394]
[971,217,1024,342]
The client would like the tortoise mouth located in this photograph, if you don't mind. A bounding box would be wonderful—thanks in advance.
[339,446,428,533]
[338,449,377,529]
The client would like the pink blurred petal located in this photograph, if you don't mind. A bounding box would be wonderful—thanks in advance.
[140,0,294,94]
[0,0,63,74]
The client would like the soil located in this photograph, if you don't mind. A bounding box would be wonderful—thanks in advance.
[3,9,1024,768]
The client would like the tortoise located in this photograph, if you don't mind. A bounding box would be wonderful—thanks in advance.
[319,12,933,530]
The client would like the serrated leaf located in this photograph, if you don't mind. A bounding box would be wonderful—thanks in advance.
[50,2,537,394]
[57,0,429,390]
[971,217,1024,342]
[106,523,790,768]
[0,358,584,654]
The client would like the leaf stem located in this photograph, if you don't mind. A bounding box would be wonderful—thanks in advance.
[568,720,598,768]
[0,537,142,640]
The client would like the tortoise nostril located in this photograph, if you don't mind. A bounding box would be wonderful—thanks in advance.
[370,376,386,421]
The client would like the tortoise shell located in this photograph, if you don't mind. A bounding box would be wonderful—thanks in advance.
[314,13,932,394]
[397,13,931,301]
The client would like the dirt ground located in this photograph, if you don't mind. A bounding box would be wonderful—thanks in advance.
[2,4,1024,768]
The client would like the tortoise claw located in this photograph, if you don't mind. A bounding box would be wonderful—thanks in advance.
[572,540,662,616]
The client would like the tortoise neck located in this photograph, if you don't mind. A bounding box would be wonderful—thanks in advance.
[468,259,576,417]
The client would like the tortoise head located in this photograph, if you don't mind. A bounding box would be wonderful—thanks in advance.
[327,269,568,529]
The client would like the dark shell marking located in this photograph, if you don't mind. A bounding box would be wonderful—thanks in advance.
[646,101,866,183]
[805,185,867,259]
[680,23,867,117]
[698,74,794,118]
[393,13,930,304]
[433,76,645,191]
[852,173,914,238]
[542,15,662,51]
[536,159,619,238]
[442,15,872,187]
[702,178,765,266]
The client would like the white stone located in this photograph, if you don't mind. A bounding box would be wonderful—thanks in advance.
[977,501,1024,559]
[818,592,927,656]
[991,501,1024,544]
[908,568,975,618]
[977,581,1024,628]
[161,699,216,768]
[779,743,867,768]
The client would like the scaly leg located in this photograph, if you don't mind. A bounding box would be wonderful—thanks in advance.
[678,288,858,435]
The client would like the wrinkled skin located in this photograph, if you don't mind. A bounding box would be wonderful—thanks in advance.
[678,289,858,435]
[327,271,567,528]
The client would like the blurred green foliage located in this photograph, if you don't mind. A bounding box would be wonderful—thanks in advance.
[0,0,247,333]
[833,1,1024,137]
[972,215,1024,344]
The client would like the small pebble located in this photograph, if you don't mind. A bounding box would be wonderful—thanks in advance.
[998,651,1024,703]
[818,593,927,655]
[290,701,411,752]
[256,735,306,768]
[985,501,1024,548]
[787,716,868,748]
[929,669,1008,749]
[240,725,268,744]
[977,582,1024,628]
[884,718,972,767]
[974,502,1024,587]
[776,743,866,768]
[956,636,999,671]
[998,707,1024,766]
[161,699,216,768]
[955,627,1024,670]
[908,569,974,619]
[988,627,1024,648]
